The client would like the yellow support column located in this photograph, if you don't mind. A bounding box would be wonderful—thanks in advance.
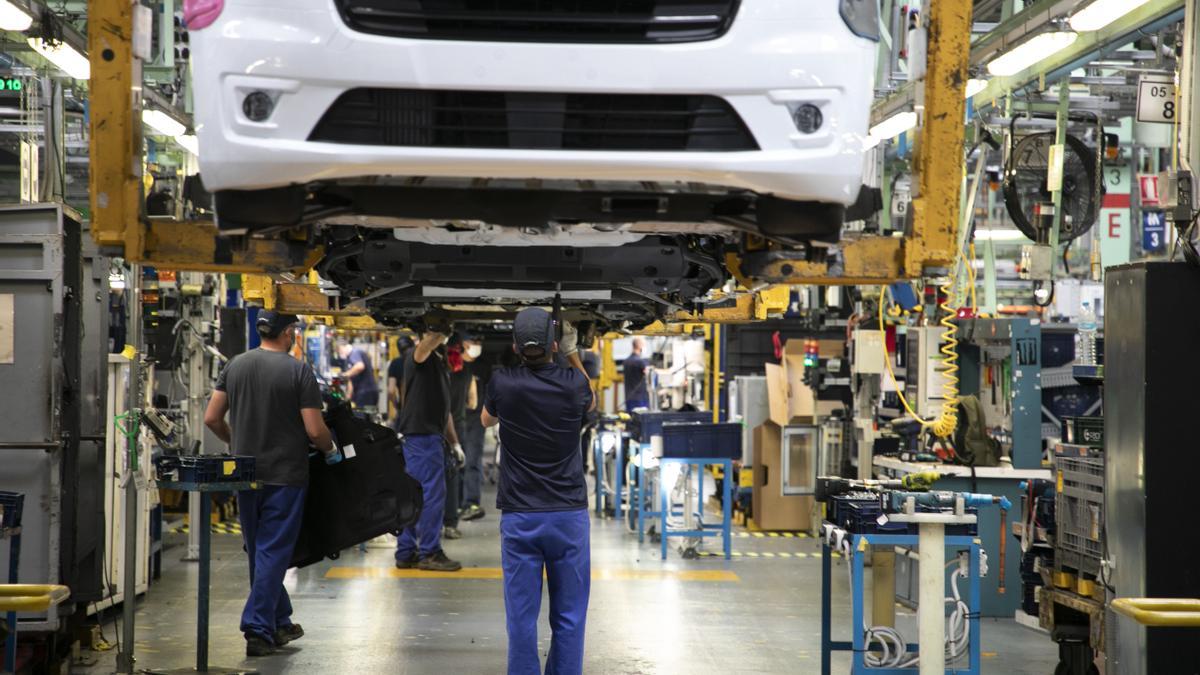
[905,0,972,277]
[89,0,144,256]
[242,274,276,309]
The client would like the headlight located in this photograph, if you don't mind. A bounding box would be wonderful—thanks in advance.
[840,0,880,41]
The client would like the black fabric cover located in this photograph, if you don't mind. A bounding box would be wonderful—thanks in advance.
[290,403,423,568]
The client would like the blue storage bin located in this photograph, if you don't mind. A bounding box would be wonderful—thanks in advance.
[632,411,712,443]
[660,422,742,459]
[155,454,256,483]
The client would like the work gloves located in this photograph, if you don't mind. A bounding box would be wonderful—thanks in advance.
[452,443,466,471]
[323,448,343,465]
[560,321,579,357]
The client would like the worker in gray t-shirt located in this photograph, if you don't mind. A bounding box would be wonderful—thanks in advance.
[204,310,338,658]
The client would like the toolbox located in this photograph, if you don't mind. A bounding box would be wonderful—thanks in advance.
[154,454,256,483]
[0,491,23,529]
[660,422,742,459]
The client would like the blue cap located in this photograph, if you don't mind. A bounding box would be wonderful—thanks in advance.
[513,307,554,353]
[255,310,299,338]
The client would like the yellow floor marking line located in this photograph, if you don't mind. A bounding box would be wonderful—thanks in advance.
[325,567,739,582]
[172,525,242,536]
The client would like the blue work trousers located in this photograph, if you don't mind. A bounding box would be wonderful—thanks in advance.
[396,434,446,560]
[237,484,306,644]
[501,509,591,675]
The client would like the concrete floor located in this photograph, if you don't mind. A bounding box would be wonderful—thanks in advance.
[80,482,1059,674]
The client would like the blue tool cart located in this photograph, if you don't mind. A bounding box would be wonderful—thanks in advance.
[658,457,733,560]
[820,533,983,675]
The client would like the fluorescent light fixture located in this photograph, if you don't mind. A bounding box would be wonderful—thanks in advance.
[868,111,918,142]
[27,38,89,80]
[0,1,33,31]
[974,228,1030,241]
[1069,0,1150,31]
[142,109,187,138]
[986,32,1078,77]
[965,78,989,99]
[175,134,199,156]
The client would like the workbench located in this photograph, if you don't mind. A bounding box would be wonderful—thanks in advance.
[873,457,1051,616]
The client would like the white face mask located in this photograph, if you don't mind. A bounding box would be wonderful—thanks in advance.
[466,344,483,359]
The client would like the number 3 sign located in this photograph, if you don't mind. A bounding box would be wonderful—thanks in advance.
[1137,77,1176,124]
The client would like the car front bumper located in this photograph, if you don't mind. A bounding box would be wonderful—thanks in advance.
[191,0,876,204]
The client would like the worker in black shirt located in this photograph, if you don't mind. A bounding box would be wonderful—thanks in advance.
[204,311,339,657]
[623,337,650,411]
[386,336,415,429]
[395,327,464,572]
[481,308,594,675]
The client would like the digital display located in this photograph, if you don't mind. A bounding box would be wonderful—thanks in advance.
[0,78,23,92]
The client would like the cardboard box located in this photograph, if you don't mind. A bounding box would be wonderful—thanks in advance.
[766,339,843,426]
[751,422,814,532]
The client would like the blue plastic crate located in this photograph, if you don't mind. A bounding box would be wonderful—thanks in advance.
[660,422,742,459]
[632,411,712,443]
[155,455,256,483]
[0,491,23,529]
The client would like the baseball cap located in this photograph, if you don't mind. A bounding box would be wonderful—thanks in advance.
[256,310,299,338]
[513,307,554,353]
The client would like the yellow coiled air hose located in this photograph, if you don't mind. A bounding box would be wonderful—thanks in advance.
[878,280,961,439]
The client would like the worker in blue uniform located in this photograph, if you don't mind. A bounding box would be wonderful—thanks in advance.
[204,311,340,657]
[481,308,595,675]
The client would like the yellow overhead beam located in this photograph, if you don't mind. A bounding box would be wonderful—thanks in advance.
[906,0,971,277]
[88,0,324,274]
[731,1,970,286]
[89,0,143,257]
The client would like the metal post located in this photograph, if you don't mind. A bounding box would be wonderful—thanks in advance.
[722,459,732,560]
[821,542,832,675]
[1049,79,1070,255]
[1180,0,1200,176]
[4,532,20,672]
[116,264,142,673]
[185,333,205,561]
[918,522,946,675]
[197,491,211,672]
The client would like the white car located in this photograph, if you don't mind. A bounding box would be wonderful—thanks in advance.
[188,0,879,242]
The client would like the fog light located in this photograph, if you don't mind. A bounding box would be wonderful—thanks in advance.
[792,104,823,134]
[242,91,274,122]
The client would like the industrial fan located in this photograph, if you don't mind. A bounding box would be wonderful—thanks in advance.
[1002,132,1100,242]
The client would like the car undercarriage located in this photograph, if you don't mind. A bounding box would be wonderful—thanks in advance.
[314,226,729,330]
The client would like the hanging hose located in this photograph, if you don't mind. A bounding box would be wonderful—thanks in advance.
[877,279,962,439]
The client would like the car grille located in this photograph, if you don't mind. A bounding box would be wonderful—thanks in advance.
[333,0,740,43]
[308,89,759,151]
